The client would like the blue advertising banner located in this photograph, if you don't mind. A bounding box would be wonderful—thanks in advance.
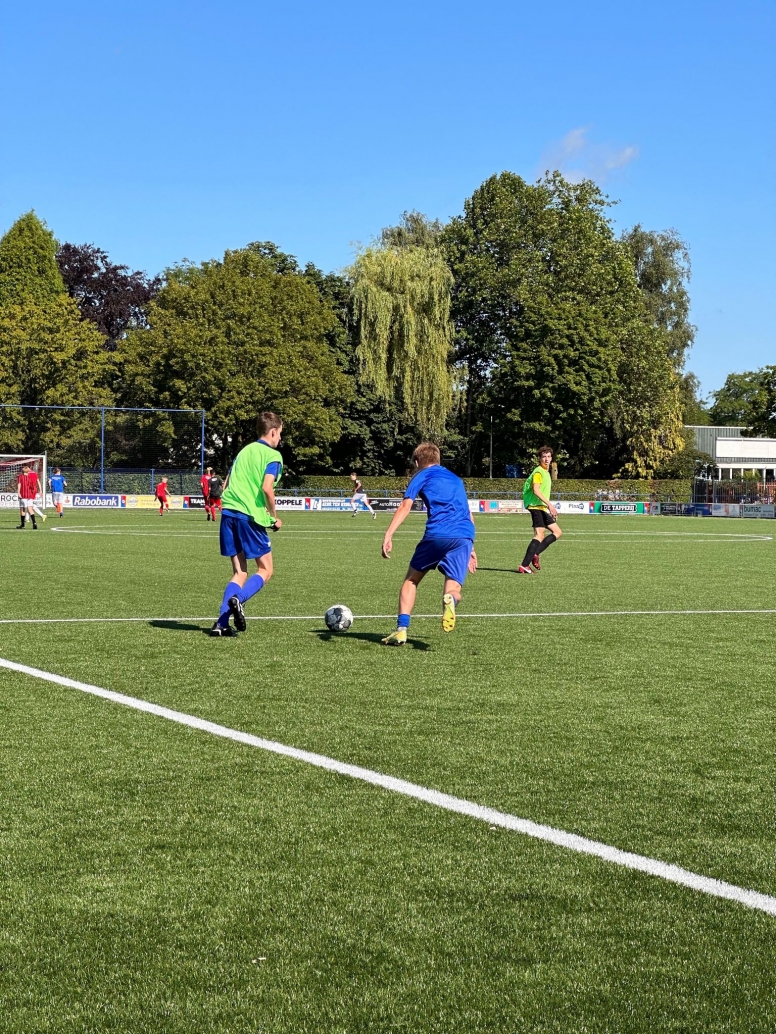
[71,494,125,508]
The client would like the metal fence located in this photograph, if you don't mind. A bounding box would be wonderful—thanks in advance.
[0,404,206,491]
[61,468,204,495]
[692,477,776,505]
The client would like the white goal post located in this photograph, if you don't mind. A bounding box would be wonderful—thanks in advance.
[0,454,47,509]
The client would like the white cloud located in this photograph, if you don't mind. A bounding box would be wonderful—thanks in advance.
[537,127,639,184]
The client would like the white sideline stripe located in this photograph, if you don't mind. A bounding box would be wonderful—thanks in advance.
[49,527,772,541]
[2,608,776,627]
[0,655,774,918]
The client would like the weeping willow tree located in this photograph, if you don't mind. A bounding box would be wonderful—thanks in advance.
[614,324,685,477]
[349,245,454,436]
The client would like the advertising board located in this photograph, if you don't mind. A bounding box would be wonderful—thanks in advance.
[590,502,647,514]
[497,500,524,513]
[183,495,206,509]
[370,498,426,512]
[308,497,352,511]
[553,500,590,514]
[712,503,741,517]
[125,494,183,509]
[275,497,308,510]
[741,503,775,518]
[71,494,125,508]
[657,503,711,517]
[127,494,164,509]
[0,491,44,508]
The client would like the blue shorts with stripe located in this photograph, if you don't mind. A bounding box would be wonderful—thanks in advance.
[219,510,271,560]
[409,535,474,585]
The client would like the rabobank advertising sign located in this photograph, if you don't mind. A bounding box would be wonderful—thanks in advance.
[71,494,125,508]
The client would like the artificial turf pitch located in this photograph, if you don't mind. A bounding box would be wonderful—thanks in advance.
[0,509,773,1033]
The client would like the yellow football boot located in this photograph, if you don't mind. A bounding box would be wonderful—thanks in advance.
[381,628,407,646]
[442,593,456,633]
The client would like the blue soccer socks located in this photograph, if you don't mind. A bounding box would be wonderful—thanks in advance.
[397,613,411,629]
[239,574,265,604]
[217,575,266,628]
[218,580,243,627]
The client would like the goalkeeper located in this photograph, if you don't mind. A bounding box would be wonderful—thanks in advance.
[210,412,283,637]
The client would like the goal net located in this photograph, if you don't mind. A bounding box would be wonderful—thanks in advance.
[0,454,47,508]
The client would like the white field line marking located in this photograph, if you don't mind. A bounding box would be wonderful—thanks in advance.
[2,609,776,626]
[0,656,773,918]
[48,528,772,541]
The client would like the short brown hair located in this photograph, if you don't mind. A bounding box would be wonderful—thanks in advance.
[412,442,441,469]
[538,445,553,458]
[257,411,283,436]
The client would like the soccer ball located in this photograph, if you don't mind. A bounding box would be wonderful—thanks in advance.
[325,604,353,632]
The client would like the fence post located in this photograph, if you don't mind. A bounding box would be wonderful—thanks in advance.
[100,409,106,493]
[200,410,205,475]
[151,468,154,492]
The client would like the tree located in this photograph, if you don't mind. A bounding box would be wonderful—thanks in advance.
[445,173,658,474]
[620,225,695,367]
[442,172,689,477]
[708,370,766,427]
[57,243,161,348]
[300,263,419,474]
[0,212,113,462]
[349,245,454,436]
[679,372,710,425]
[119,245,352,470]
[0,212,65,308]
[0,296,113,461]
[380,211,445,250]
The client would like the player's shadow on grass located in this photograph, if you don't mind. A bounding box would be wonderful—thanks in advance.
[148,620,205,632]
[312,629,431,651]
[477,566,520,575]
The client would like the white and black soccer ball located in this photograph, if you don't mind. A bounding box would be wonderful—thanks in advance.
[325,604,354,632]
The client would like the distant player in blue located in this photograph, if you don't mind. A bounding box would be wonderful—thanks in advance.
[381,442,477,645]
[48,467,67,518]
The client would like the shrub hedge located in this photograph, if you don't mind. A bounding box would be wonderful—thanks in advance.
[59,470,693,502]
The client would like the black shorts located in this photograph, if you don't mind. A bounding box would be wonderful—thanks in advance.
[529,508,555,530]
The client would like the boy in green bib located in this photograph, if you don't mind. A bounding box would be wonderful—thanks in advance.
[210,411,284,636]
[519,446,562,574]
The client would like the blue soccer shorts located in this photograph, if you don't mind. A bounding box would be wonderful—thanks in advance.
[219,510,271,560]
[409,535,474,585]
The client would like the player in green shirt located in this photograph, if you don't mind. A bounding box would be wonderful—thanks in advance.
[210,411,284,636]
[518,446,563,574]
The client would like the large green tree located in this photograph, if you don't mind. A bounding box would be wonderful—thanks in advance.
[621,225,695,367]
[0,212,65,308]
[443,172,683,476]
[119,244,352,470]
[0,213,113,462]
[349,243,454,437]
[708,370,767,427]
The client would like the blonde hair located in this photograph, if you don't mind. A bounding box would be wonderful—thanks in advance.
[412,442,441,469]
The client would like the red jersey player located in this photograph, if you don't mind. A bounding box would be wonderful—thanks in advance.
[17,465,40,529]
[207,471,223,521]
[200,467,213,521]
[155,476,170,515]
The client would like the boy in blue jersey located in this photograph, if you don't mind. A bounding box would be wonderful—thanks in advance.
[48,467,67,518]
[381,442,477,645]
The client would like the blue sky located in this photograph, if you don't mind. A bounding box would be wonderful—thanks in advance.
[1,0,773,396]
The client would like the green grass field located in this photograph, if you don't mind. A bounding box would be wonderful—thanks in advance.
[0,508,774,1033]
